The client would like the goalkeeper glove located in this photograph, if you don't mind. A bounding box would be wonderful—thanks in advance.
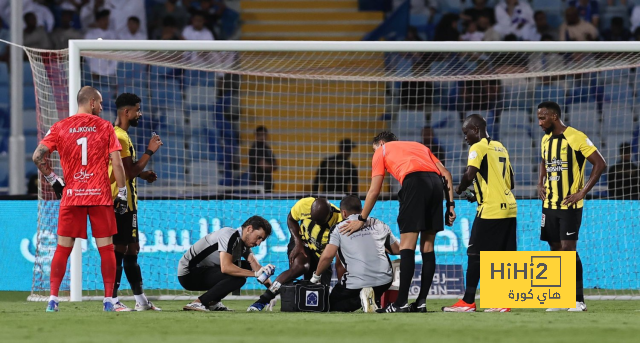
[114,186,128,214]
[310,273,321,284]
[44,172,65,199]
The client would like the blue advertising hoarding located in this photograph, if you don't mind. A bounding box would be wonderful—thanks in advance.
[1,200,638,292]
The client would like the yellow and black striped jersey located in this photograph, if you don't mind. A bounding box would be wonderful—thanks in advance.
[109,126,137,211]
[467,138,517,219]
[541,126,598,210]
[290,197,342,257]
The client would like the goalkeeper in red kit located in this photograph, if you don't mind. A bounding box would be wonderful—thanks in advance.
[33,86,128,312]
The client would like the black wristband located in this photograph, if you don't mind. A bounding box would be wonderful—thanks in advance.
[357,214,367,222]
[446,202,455,208]
[144,149,154,156]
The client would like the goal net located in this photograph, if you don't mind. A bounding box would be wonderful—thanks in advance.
[25,41,639,301]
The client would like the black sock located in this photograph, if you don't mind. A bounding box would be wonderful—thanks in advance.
[113,251,124,297]
[576,252,584,302]
[417,252,436,302]
[394,249,415,307]
[123,254,143,295]
[258,289,277,304]
[462,255,480,304]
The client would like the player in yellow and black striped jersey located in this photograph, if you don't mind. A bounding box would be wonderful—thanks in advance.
[442,114,517,313]
[536,101,607,312]
[247,197,342,311]
[107,93,163,311]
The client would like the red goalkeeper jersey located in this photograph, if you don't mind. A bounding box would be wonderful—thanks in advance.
[40,113,122,207]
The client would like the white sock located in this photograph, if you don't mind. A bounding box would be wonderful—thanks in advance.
[103,297,113,304]
[49,295,59,302]
[134,294,148,306]
[112,297,119,305]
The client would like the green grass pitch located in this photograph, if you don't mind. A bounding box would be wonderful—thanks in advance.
[0,292,639,343]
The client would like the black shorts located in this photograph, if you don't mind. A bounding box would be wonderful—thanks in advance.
[540,208,583,242]
[329,282,391,312]
[397,172,444,234]
[287,237,332,285]
[113,210,139,245]
[468,217,517,255]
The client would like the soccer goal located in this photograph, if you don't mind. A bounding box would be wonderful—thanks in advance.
[25,40,639,301]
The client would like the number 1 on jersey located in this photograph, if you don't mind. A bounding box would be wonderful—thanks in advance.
[76,137,87,166]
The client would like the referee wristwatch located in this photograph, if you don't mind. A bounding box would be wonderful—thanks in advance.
[446,201,455,208]
[357,215,367,222]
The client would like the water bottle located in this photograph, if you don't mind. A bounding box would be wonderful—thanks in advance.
[257,271,269,283]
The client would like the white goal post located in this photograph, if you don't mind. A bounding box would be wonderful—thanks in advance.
[53,40,640,301]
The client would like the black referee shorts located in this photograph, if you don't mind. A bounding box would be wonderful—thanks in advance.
[113,210,139,245]
[540,208,583,242]
[467,217,517,255]
[397,171,444,234]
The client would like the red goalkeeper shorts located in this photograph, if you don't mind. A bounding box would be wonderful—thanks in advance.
[58,205,117,239]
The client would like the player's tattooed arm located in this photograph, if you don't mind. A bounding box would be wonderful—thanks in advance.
[32,144,52,176]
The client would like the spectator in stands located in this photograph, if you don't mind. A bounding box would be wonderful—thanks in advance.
[182,12,215,62]
[248,126,278,193]
[461,0,495,26]
[80,0,107,29]
[119,16,146,40]
[494,0,535,40]
[523,11,558,41]
[154,16,181,40]
[84,10,118,79]
[108,0,147,38]
[182,11,215,41]
[24,0,55,33]
[434,13,460,41]
[461,21,484,41]
[23,12,53,50]
[312,139,359,195]
[422,126,445,163]
[568,0,600,28]
[52,9,83,50]
[602,17,631,41]
[559,6,598,41]
[607,142,639,200]
[150,0,190,34]
[477,14,501,41]
[200,0,227,37]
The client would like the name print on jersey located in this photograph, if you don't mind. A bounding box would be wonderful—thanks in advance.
[69,126,97,133]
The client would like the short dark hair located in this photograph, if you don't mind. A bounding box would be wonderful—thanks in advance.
[128,16,140,24]
[620,142,632,155]
[96,9,110,21]
[340,195,362,213]
[242,215,272,237]
[115,93,141,110]
[256,126,268,134]
[373,131,398,144]
[537,101,562,118]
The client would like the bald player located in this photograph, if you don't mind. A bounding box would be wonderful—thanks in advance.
[34,86,128,312]
[342,131,456,313]
[442,114,518,313]
[247,197,342,311]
